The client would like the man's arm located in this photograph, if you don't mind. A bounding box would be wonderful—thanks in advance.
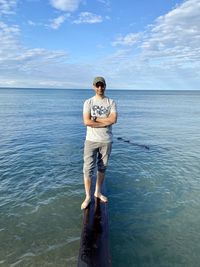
[96,112,117,125]
[83,112,111,128]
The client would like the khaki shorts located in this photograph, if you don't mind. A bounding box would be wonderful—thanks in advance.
[83,140,112,178]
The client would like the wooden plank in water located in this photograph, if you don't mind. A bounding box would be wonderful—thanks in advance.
[77,197,112,267]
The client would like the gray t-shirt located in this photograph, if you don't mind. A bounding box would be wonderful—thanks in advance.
[83,96,117,143]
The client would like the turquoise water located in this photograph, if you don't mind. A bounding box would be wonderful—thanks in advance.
[0,89,200,267]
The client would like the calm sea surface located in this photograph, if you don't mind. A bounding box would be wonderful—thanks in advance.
[0,88,200,267]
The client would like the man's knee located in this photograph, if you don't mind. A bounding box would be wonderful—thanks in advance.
[83,166,93,178]
[97,167,106,174]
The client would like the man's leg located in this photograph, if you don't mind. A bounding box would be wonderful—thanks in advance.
[81,176,91,210]
[94,142,112,202]
[94,171,108,202]
[81,141,97,210]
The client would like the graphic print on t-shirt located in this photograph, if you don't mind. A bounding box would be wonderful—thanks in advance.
[92,105,109,117]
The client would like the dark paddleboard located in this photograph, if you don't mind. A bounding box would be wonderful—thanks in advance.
[77,181,112,267]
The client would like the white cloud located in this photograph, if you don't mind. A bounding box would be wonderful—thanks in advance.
[140,0,200,64]
[50,0,82,12]
[27,20,45,27]
[0,22,67,73]
[112,33,142,46]
[0,0,17,15]
[28,20,36,26]
[102,0,200,89]
[0,20,96,88]
[111,0,200,67]
[0,79,17,86]
[97,0,110,7]
[72,12,103,24]
[13,48,67,62]
[50,14,68,29]
[28,15,70,30]
[97,0,109,4]
[0,21,20,52]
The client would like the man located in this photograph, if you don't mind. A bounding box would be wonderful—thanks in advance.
[81,76,117,210]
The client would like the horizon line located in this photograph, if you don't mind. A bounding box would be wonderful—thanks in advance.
[0,87,200,91]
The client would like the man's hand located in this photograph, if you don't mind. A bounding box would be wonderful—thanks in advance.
[83,113,108,128]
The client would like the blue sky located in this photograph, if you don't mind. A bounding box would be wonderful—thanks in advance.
[0,0,200,90]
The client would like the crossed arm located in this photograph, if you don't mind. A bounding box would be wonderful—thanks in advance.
[83,112,117,128]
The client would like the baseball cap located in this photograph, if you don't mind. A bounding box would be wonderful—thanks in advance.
[93,76,106,86]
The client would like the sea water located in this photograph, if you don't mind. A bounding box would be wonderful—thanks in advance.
[0,88,200,267]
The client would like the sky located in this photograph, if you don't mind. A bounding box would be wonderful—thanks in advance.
[0,0,200,90]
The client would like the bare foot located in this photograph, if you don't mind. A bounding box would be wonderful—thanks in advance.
[94,193,108,202]
[81,197,91,210]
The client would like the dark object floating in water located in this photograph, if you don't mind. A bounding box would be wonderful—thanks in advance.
[117,137,150,150]
[78,181,112,267]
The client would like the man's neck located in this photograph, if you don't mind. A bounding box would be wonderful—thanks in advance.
[94,94,105,100]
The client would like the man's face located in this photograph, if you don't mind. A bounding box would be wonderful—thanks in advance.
[93,82,106,95]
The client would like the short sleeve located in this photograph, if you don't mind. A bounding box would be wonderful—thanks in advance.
[110,100,117,113]
[83,99,91,114]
